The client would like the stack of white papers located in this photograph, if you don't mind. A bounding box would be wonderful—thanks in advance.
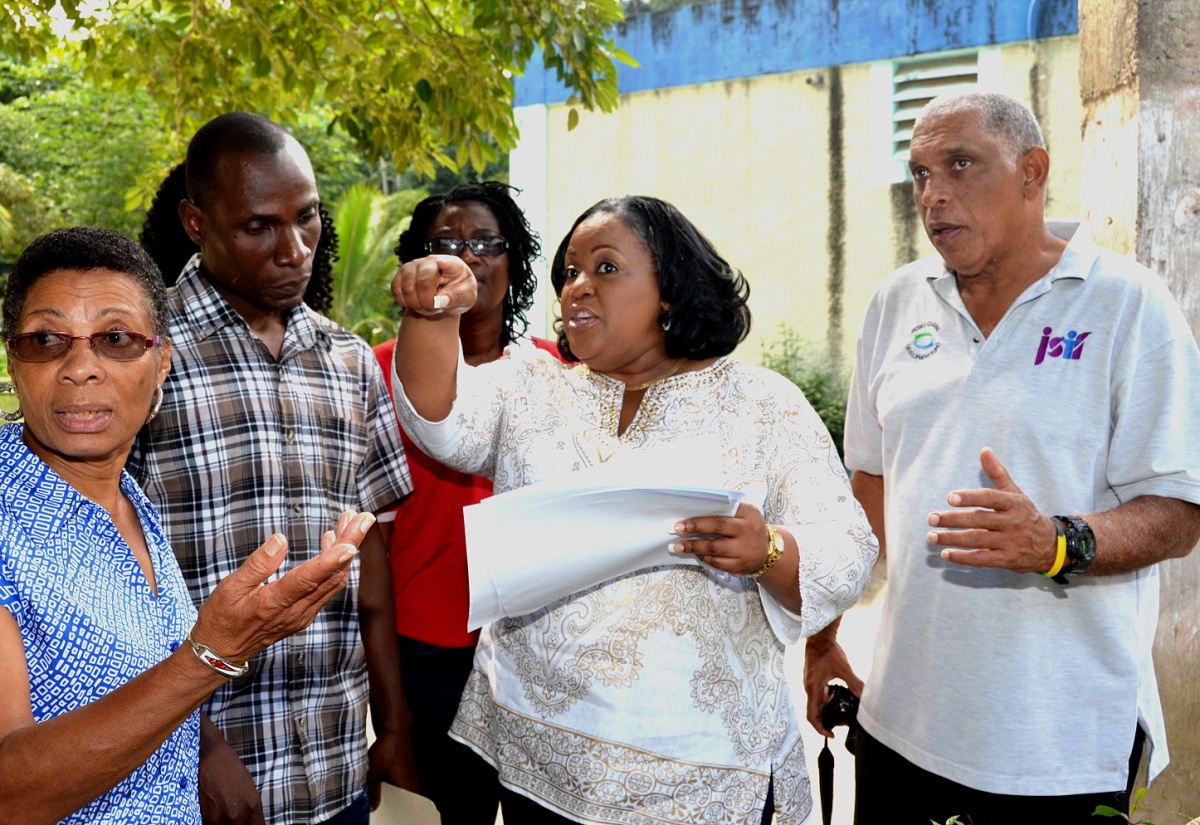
[464,441,744,630]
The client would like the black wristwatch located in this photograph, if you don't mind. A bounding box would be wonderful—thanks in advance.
[1054,514,1096,577]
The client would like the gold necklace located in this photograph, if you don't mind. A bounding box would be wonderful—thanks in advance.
[625,358,686,392]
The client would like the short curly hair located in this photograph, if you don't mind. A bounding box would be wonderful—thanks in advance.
[4,226,169,339]
[137,158,338,314]
[395,181,541,347]
[549,196,751,362]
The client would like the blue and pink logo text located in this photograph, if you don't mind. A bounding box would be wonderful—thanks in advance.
[1034,326,1091,365]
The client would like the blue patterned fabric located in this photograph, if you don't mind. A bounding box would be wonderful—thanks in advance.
[0,423,201,823]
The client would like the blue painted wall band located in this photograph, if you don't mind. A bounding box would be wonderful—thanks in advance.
[516,0,1078,106]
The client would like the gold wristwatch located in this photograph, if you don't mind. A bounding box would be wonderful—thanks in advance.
[749,525,784,579]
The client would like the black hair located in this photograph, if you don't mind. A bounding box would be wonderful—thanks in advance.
[395,181,540,347]
[142,121,338,313]
[306,206,336,316]
[549,195,751,362]
[4,226,170,339]
[137,161,194,287]
[184,112,289,208]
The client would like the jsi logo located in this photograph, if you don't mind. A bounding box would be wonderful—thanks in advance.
[1034,326,1090,366]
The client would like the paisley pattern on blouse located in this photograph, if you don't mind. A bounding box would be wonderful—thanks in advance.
[396,350,878,825]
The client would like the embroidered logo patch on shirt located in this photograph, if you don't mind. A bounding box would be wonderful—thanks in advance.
[906,321,940,360]
[1034,326,1091,365]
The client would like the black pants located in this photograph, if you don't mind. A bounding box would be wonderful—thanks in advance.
[498,778,775,824]
[397,635,500,825]
[853,726,1145,825]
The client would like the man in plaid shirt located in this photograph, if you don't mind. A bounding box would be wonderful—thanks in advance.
[130,112,416,824]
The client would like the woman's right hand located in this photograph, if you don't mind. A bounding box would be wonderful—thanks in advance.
[391,255,477,317]
[189,511,376,667]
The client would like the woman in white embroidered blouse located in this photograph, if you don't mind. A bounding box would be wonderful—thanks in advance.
[390,196,877,825]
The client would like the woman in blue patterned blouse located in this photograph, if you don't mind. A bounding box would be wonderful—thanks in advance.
[0,226,373,824]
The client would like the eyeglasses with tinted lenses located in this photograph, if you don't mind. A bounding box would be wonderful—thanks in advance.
[6,331,160,363]
[424,236,508,257]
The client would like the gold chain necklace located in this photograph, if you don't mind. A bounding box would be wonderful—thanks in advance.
[625,358,686,392]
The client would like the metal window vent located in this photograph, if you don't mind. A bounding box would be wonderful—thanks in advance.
[891,52,980,164]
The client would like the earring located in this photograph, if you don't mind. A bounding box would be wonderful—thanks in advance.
[0,382,22,422]
[660,317,672,332]
[145,385,164,424]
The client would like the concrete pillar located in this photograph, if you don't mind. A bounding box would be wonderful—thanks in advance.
[1079,0,1200,818]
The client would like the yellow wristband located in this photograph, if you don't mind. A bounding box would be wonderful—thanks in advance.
[1038,519,1068,578]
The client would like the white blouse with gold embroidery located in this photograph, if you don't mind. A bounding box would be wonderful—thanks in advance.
[394,349,877,825]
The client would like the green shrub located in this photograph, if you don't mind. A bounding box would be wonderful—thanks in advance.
[760,325,848,460]
[0,163,56,275]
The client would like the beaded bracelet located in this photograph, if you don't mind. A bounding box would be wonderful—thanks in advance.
[187,632,249,678]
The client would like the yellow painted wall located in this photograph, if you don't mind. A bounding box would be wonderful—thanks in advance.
[528,36,1083,369]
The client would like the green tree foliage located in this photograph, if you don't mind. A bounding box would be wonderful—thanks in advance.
[1,0,633,178]
[760,326,849,461]
[0,163,56,273]
[0,70,161,240]
[0,60,73,103]
[328,183,426,346]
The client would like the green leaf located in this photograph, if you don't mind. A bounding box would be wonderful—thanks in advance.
[0,0,629,170]
[566,107,579,130]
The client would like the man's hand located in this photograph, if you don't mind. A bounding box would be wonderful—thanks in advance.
[803,622,864,737]
[366,728,419,810]
[926,448,1058,574]
[198,716,265,825]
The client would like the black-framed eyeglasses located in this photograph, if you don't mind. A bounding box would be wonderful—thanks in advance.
[424,236,508,258]
[6,331,160,363]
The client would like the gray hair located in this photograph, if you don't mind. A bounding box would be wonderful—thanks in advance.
[918,91,1045,161]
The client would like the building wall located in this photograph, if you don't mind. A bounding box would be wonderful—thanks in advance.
[512,24,1083,364]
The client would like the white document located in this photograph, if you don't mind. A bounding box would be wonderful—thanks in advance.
[370,784,440,825]
[464,439,744,630]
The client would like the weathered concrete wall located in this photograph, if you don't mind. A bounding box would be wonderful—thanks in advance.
[1080,0,1200,818]
[513,0,1084,363]
[516,35,1083,364]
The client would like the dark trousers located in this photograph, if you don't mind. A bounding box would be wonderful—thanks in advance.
[853,726,1145,825]
[398,635,500,825]
[499,778,775,824]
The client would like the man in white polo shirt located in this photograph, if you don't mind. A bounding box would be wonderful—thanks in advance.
[804,91,1200,824]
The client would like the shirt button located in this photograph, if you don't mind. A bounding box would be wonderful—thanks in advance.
[292,503,303,514]
[286,429,296,442]
[179,778,189,789]
[168,640,181,652]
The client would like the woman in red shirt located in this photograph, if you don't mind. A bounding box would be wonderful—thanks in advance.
[374,182,560,824]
